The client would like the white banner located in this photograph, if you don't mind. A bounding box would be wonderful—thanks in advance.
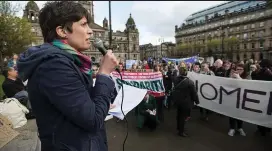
[187,72,272,128]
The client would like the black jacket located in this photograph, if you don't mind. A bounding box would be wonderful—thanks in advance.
[2,78,25,98]
[17,43,116,151]
[172,76,199,109]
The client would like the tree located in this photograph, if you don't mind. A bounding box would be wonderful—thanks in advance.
[176,43,189,51]
[224,37,239,52]
[0,1,36,57]
[207,39,220,51]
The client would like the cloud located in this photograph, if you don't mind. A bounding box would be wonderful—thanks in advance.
[13,1,225,45]
[130,1,225,44]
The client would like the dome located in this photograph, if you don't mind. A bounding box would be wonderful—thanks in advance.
[126,13,135,26]
[25,1,39,11]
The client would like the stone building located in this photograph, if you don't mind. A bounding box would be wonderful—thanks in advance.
[23,1,140,63]
[139,42,176,60]
[23,1,43,46]
[174,1,272,62]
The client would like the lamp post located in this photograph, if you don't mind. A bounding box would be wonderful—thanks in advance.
[108,1,112,49]
[159,38,164,58]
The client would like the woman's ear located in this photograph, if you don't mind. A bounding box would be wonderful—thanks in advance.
[56,26,67,39]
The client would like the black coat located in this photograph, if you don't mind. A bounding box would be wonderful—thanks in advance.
[17,43,116,151]
[172,76,199,109]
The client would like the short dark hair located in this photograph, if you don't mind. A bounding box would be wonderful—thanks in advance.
[39,1,91,43]
[2,67,13,78]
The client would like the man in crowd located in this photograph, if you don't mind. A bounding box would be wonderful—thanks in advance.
[2,67,28,102]
[192,62,201,73]
[172,66,199,137]
[7,53,18,68]
[251,59,272,136]
[199,63,214,121]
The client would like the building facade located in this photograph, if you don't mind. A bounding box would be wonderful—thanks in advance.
[23,1,140,63]
[140,42,176,60]
[175,1,272,62]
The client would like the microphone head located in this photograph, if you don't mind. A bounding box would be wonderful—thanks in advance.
[93,38,104,49]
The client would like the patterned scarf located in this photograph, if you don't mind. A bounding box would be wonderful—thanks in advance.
[51,39,92,78]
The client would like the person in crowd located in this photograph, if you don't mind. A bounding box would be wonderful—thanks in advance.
[153,64,165,122]
[210,59,223,76]
[92,65,99,79]
[192,62,201,73]
[136,93,159,131]
[187,62,193,71]
[228,63,248,136]
[251,59,272,136]
[7,53,18,68]
[143,60,150,69]
[17,2,118,150]
[2,67,28,101]
[137,64,143,70]
[248,64,257,80]
[118,63,124,72]
[199,63,214,121]
[132,63,137,70]
[200,62,215,76]
[172,66,199,137]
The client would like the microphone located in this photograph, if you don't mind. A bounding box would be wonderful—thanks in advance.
[92,38,120,73]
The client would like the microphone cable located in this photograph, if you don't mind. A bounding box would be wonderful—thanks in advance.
[116,69,128,151]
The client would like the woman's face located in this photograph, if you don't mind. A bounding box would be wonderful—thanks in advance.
[155,65,160,72]
[132,65,137,69]
[66,17,93,51]
[236,66,244,75]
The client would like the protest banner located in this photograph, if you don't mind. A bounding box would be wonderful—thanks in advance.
[163,55,198,64]
[111,71,165,97]
[187,72,272,128]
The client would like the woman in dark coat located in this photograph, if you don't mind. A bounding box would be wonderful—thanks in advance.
[17,2,118,151]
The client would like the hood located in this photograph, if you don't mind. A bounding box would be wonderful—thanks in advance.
[17,43,73,81]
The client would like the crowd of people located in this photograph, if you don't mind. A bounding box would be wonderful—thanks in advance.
[98,57,272,137]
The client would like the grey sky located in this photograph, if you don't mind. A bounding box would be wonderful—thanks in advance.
[12,1,225,45]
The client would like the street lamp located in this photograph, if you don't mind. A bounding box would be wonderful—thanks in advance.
[159,37,164,58]
[108,1,112,49]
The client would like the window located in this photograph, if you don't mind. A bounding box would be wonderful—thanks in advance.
[230,28,233,32]
[236,18,240,22]
[244,16,247,20]
[237,34,240,38]
[237,44,240,50]
[251,24,255,28]
[260,22,264,27]
[237,27,240,31]
[133,54,137,58]
[230,20,233,24]
[244,25,247,30]
[260,12,264,16]
[251,43,255,49]
[251,32,255,37]
[243,33,248,39]
[251,14,255,19]
[260,41,264,48]
[244,43,247,49]
[259,30,264,37]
